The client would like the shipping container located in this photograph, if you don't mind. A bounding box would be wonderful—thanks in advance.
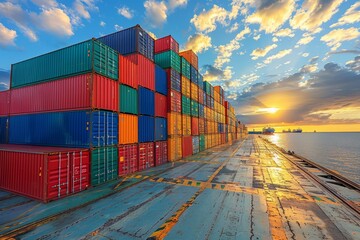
[0,145,90,202]
[165,68,181,92]
[118,144,138,176]
[182,114,191,136]
[126,53,155,91]
[190,65,198,84]
[179,50,198,70]
[138,87,155,116]
[91,146,118,186]
[221,133,226,144]
[167,112,182,135]
[119,55,138,89]
[199,118,205,135]
[138,115,155,142]
[155,65,167,95]
[9,110,118,148]
[168,90,181,113]
[199,134,205,151]
[204,81,211,95]
[192,136,199,154]
[190,82,199,101]
[0,117,8,144]
[182,136,193,158]
[119,114,138,144]
[168,136,182,161]
[155,50,181,73]
[0,90,9,116]
[119,84,138,115]
[199,104,204,118]
[138,142,154,171]
[181,76,191,98]
[191,100,199,117]
[182,96,191,115]
[155,93,167,118]
[198,89,204,105]
[155,141,168,166]
[98,24,154,61]
[191,117,199,135]
[198,72,203,88]
[155,35,179,54]
[181,57,191,79]
[11,39,118,88]
[155,117,167,141]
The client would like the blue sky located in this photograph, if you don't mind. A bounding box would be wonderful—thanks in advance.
[1,0,360,130]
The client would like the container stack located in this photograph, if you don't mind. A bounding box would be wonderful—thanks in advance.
[0,90,9,144]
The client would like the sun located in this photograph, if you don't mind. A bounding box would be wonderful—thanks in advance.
[267,108,279,114]
[258,107,279,114]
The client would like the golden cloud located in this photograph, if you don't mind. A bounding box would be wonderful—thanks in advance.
[184,33,212,54]
[264,49,292,64]
[0,23,17,46]
[251,44,277,60]
[320,27,360,51]
[331,2,360,28]
[274,28,295,37]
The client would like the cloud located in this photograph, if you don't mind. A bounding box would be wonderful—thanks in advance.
[100,21,105,27]
[346,55,360,72]
[31,0,58,8]
[227,22,239,33]
[253,34,261,41]
[114,24,123,31]
[321,27,360,51]
[203,65,232,81]
[272,37,278,42]
[274,28,295,37]
[144,0,167,27]
[0,23,17,47]
[73,0,97,20]
[168,0,188,10]
[331,2,360,28]
[31,8,73,36]
[327,49,360,55]
[302,52,309,57]
[296,35,314,46]
[245,0,295,33]
[300,63,317,73]
[251,44,277,60]
[263,49,292,64]
[0,69,10,91]
[309,56,319,64]
[117,6,134,19]
[190,5,228,33]
[290,0,343,32]
[184,33,212,54]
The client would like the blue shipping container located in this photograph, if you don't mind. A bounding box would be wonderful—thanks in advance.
[138,87,155,116]
[0,117,8,144]
[168,68,181,92]
[192,136,199,154]
[155,117,167,141]
[199,104,204,118]
[190,65,198,84]
[198,72,203,87]
[9,110,118,148]
[155,65,167,95]
[98,25,154,61]
[139,115,155,143]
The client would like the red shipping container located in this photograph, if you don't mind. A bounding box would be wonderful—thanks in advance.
[0,90,10,116]
[138,142,154,171]
[191,117,199,135]
[118,144,138,176]
[126,53,155,91]
[155,141,168,166]
[0,144,89,202]
[10,73,118,115]
[182,136,193,158]
[155,93,167,118]
[155,35,179,54]
[198,89,204,105]
[119,55,138,89]
[168,89,181,113]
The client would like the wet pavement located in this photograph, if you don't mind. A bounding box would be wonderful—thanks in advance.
[1,136,360,239]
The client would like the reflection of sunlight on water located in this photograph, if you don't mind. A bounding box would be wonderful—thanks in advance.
[268,134,280,145]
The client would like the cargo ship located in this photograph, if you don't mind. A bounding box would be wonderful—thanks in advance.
[282,128,303,133]
[262,127,275,135]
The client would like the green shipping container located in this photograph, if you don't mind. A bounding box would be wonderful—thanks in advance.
[191,100,199,117]
[199,134,205,151]
[119,84,138,114]
[181,57,191,79]
[11,39,118,88]
[204,81,211,95]
[91,146,118,186]
[182,95,191,115]
[155,50,181,73]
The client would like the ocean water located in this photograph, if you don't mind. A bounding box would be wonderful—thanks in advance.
[263,133,360,184]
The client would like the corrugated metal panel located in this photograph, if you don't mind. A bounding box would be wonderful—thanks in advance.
[168,90,181,113]
[166,68,181,92]
[199,104,204,118]
[182,114,191,136]
[182,95,191,115]
[90,146,118,186]
[168,112,182,135]
[181,76,190,98]
[155,141,167,166]
[126,53,155,91]
[98,25,154,61]
[155,50,181,73]
[138,87,155,116]
[119,55,138,89]
[155,65,167,95]
[181,57,191,79]
[198,72,203,87]
[0,117,8,144]
[179,50,198,70]
[155,35,179,54]
[190,82,199,101]
[191,117,199,136]
[155,93,167,118]
[199,134,205,151]
[190,65,198,84]
[191,100,199,117]
[182,136,193,158]
[192,136,199,154]
[119,114,138,144]
[138,115,154,142]
[119,85,138,114]
[199,118,205,135]
[168,136,182,161]
[0,90,9,116]
[138,142,154,171]
[155,117,167,141]
[9,110,118,148]
[0,145,89,202]
[118,144,138,176]
[198,89,204,104]
[10,73,118,115]
[11,39,118,88]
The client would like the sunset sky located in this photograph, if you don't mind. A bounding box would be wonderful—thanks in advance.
[0,0,359,132]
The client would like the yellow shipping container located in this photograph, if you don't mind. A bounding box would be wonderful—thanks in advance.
[190,82,199,101]
[168,112,182,135]
[168,136,182,161]
[214,91,220,103]
[182,114,191,136]
[181,76,190,98]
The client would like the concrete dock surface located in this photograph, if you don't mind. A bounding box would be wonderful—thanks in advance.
[1,136,360,239]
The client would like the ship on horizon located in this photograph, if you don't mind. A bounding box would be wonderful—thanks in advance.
[282,128,303,133]
[263,127,275,135]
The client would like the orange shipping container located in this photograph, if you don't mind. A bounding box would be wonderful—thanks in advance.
[214,91,220,103]
[198,89,204,104]
[199,118,205,134]
[168,112,182,135]
[182,114,191,136]
[190,82,198,101]
[181,76,190,98]
[168,137,182,161]
[119,114,138,144]
[179,50,198,70]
